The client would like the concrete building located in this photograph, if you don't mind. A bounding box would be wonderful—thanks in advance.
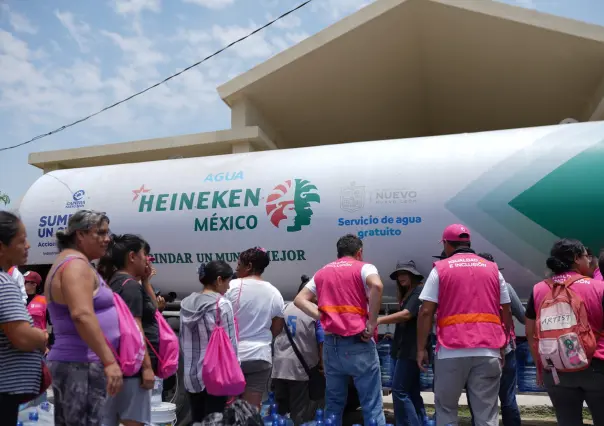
[30,0,604,173]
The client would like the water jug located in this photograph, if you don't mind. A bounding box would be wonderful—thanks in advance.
[516,341,545,392]
[152,376,163,405]
[261,392,275,417]
[377,337,393,388]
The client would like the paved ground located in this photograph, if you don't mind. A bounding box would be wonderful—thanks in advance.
[379,391,593,426]
[383,391,556,407]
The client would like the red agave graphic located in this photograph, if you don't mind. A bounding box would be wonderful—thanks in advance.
[266,180,295,228]
[266,179,320,233]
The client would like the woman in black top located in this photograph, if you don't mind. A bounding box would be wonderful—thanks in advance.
[378,260,426,426]
[98,234,160,426]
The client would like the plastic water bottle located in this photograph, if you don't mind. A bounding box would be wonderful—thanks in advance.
[28,411,39,422]
[369,419,377,426]
[325,419,334,426]
[377,338,392,388]
[306,409,324,426]
[263,404,279,426]
[261,392,275,417]
[151,376,163,405]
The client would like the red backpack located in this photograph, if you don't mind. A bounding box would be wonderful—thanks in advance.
[535,276,597,380]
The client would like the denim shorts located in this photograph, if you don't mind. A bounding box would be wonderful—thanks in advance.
[103,377,151,426]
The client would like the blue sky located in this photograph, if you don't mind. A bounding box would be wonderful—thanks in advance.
[1,0,603,206]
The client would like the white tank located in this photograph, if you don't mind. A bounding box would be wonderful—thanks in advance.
[18,121,604,301]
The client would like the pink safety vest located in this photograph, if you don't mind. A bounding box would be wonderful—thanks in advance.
[314,257,369,337]
[27,294,48,330]
[533,272,604,360]
[435,253,506,350]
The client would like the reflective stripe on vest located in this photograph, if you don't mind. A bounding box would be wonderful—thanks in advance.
[320,305,367,316]
[438,313,501,328]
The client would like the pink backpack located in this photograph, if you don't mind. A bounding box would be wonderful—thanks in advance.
[121,279,179,378]
[147,311,179,378]
[110,292,146,376]
[202,297,245,396]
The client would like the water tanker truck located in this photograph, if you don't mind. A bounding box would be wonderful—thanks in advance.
[17,120,604,422]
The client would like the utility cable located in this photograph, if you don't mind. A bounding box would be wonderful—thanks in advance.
[0,0,313,152]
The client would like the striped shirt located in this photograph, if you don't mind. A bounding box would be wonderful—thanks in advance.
[179,292,237,393]
[0,271,42,394]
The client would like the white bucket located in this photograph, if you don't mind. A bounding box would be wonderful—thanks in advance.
[150,402,177,426]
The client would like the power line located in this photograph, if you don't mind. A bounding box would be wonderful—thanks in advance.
[1,0,313,153]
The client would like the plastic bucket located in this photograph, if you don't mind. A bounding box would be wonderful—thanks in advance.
[151,402,177,426]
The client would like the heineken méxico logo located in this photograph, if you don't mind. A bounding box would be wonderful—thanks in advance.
[132,177,320,233]
[266,179,321,233]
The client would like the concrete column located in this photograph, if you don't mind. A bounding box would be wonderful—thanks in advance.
[231,141,255,154]
[583,72,604,121]
[230,96,282,147]
[43,163,62,174]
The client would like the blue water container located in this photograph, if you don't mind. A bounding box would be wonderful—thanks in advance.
[516,341,545,393]
[263,404,279,426]
[261,392,275,417]
[420,335,436,391]
[377,337,393,388]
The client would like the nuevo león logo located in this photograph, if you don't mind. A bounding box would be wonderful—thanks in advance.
[266,179,320,233]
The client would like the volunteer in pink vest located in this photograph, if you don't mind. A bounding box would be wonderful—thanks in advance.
[295,234,385,426]
[416,224,513,426]
[524,239,604,426]
[23,271,48,331]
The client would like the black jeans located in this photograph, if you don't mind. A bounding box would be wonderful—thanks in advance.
[544,358,604,426]
[0,393,22,426]
[273,379,317,426]
[188,390,228,423]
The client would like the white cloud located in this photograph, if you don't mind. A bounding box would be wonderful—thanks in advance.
[312,0,373,20]
[173,28,212,44]
[286,31,309,44]
[2,6,38,35]
[182,0,235,10]
[101,30,166,75]
[55,10,92,52]
[112,0,161,15]
[212,24,274,59]
[514,0,536,9]
[267,12,301,29]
